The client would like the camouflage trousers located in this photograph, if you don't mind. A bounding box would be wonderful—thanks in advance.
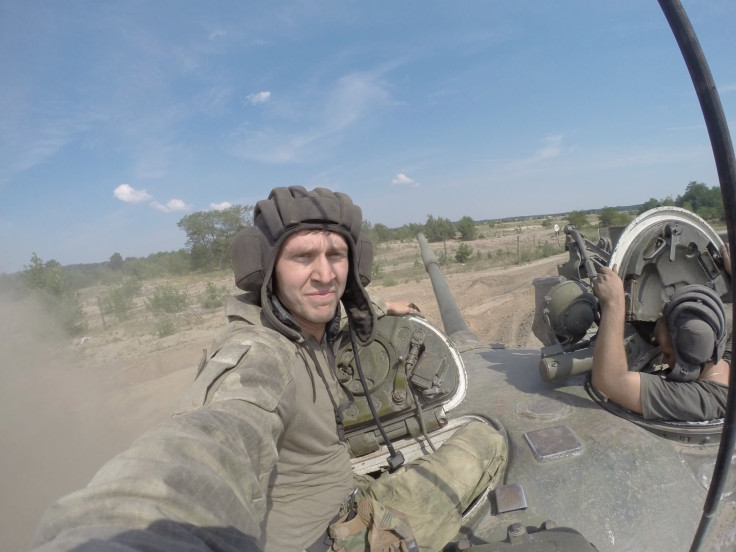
[328,421,507,552]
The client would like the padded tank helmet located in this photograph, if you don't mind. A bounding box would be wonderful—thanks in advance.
[662,284,726,382]
[230,186,376,345]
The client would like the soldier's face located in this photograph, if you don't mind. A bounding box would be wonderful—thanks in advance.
[274,229,349,339]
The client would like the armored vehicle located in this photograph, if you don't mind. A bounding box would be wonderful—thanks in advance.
[334,1,736,550]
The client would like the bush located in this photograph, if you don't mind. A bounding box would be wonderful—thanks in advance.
[156,317,176,338]
[48,291,88,335]
[455,243,474,263]
[517,241,558,265]
[567,210,589,228]
[147,285,188,314]
[103,279,141,322]
[373,261,384,279]
[199,282,226,309]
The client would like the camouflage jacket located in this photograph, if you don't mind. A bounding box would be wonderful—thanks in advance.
[32,293,389,552]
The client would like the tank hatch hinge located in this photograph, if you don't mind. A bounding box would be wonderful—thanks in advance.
[698,248,721,279]
[406,329,448,396]
[667,222,681,261]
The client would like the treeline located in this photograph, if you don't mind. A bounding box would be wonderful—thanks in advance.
[4,180,723,337]
[639,181,724,221]
[563,181,724,230]
[364,215,480,244]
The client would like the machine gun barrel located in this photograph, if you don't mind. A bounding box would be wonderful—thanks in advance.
[417,233,478,343]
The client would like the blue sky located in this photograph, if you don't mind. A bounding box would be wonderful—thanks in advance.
[2,1,735,274]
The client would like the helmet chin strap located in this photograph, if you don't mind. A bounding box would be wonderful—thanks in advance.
[347,321,405,472]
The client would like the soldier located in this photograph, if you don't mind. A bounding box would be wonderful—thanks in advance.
[592,265,730,421]
[32,186,507,552]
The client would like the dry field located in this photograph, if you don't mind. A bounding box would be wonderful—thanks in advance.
[2,220,569,550]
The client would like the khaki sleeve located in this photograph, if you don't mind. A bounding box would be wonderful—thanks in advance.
[370,295,389,318]
[32,329,299,552]
[32,398,283,551]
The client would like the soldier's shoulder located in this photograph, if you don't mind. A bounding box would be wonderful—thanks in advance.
[178,324,299,413]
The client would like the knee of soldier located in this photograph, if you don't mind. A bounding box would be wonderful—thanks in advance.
[444,420,507,464]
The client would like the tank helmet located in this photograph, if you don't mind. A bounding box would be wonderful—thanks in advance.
[230,186,376,345]
[662,284,726,382]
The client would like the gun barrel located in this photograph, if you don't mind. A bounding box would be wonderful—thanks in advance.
[417,233,477,342]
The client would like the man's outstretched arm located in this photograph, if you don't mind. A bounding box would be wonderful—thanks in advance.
[592,266,643,413]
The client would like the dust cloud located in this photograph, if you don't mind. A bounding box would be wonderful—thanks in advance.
[0,291,198,551]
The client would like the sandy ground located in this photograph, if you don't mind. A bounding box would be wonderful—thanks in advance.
[2,227,566,551]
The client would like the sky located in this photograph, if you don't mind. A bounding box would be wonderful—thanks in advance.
[1,1,735,274]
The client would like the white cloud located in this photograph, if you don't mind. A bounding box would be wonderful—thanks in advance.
[230,72,393,164]
[210,201,232,210]
[534,134,564,160]
[391,173,419,187]
[113,184,153,203]
[247,91,271,105]
[150,199,191,213]
[325,72,391,132]
[208,29,227,40]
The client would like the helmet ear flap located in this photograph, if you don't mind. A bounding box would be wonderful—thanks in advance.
[662,284,727,382]
[356,234,374,287]
[231,226,266,291]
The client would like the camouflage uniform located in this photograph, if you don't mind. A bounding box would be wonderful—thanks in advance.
[32,295,506,552]
[31,187,507,552]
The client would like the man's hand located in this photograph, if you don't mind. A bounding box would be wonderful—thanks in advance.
[385,301,421,316]
[720,243,731,276]
[592,265,625,308]
[590,264,643,414]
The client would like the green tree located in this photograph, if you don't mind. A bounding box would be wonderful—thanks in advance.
[424,215,455,243]
[23,252,65,296]
[22,253,87,335]
[638,198,662,214]
[396,223,425,241]
[567,210,588,228]
[676,181,723,220]
[373,223,394,243]
[109,252,124,271]
[598,207,631,228]
[456,216,477,241]
[178,204,253,271]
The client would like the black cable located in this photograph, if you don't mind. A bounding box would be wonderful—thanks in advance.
[408,384,437,453]
[656,1,736,550]
[348,323,405,471]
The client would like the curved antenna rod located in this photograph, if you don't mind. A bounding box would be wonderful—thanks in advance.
[656,1,736,550]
